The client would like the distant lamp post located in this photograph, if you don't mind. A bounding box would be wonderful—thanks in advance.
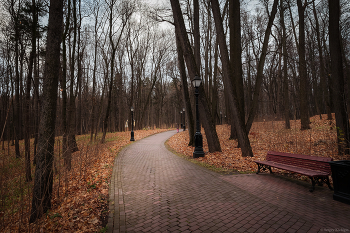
[180,111,183,129]
[220,111,222,125]
[191,75,204,158]
[183,107,186,131]
[130,106,135,141]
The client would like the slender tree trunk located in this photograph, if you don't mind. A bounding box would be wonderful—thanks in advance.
[280,0,290,129]
[312,0,330,119]
[90,5,99,141]
[297,0,310,130]
[175,31,195,146]
[211,40,219,124]
[229,0,245,140]
[30,0,63,222]
[68,0,79,154]
[61,0,70,170]
[24,0,37,182]
[11,0,21,158]
[329,0,350,155]
[33,35,40,165]
[194,0,200,75]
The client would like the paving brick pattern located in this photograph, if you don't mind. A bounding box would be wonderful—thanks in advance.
[108,131,350,233]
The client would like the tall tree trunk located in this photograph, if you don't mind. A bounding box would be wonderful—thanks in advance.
[297,0,310,130]
[312,0,331,119]
[280,0,290,129]
[24,0,37,182]
[11,0,21,158]
[77,0,82,135]
[229,0,245,140]
[33,33,40,165]
[212,40,219,124]
[210,0,253,156]
[329,0,350,155]
[61,0,70,170]
[30,0,63,222]
[90,4,99,141]
[193,0,200,75]
[170,0,221,153]
[175,31,195,146]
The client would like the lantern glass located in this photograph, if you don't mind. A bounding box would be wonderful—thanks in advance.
[191,75,202,88]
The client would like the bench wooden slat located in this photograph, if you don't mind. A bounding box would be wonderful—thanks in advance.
[266,155,331,174]
[257,160,330,177]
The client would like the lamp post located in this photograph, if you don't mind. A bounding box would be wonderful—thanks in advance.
[191,75,205,158]
[220,111,222,125]
[183,107,186,131]
[180,110,183,129]
[130,107,135,141]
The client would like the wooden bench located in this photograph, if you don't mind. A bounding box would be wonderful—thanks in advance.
[255,151,333,192]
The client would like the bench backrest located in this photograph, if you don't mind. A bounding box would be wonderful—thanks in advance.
[266,151,332,174]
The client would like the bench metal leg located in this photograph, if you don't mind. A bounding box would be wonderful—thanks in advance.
[325,177,333,190]
[310,177,316,192]
[256,164,273,174]
[309,177,332,192]
[256,164,261,174]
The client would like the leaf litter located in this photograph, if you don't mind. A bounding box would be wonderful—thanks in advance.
[167,114,350,180]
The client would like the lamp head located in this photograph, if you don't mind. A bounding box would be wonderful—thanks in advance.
[131,106,134,112]
[191,75,202,88]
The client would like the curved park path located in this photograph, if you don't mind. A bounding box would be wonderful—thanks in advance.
[107,130,350,233]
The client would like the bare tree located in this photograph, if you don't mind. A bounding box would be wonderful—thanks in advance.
[101,0,133,143]
[329,0,350,154]
[30,0,64,223]
[280,0,290,129]
[297,0,310,130]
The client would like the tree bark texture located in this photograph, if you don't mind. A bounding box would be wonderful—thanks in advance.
[175,30,195,146]
[280,0,290,129]
[24,0,37,182]
[329,0,350,155]
[229,0,245,140]
[297,0,310,130]
[30,0,63,223]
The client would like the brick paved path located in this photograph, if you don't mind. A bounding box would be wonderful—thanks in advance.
[107,130,350,233]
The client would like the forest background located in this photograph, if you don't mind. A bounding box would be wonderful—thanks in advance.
[0,0,349,231]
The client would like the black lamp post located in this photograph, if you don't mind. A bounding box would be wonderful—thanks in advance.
[192,75,205,158]
[183,107,186,131]
[220,111,222,125]
[180,110,183,129]
[130,106,135,141]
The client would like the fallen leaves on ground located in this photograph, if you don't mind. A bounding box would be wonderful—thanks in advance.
[2,128,170,233]
[167,114,350,179]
